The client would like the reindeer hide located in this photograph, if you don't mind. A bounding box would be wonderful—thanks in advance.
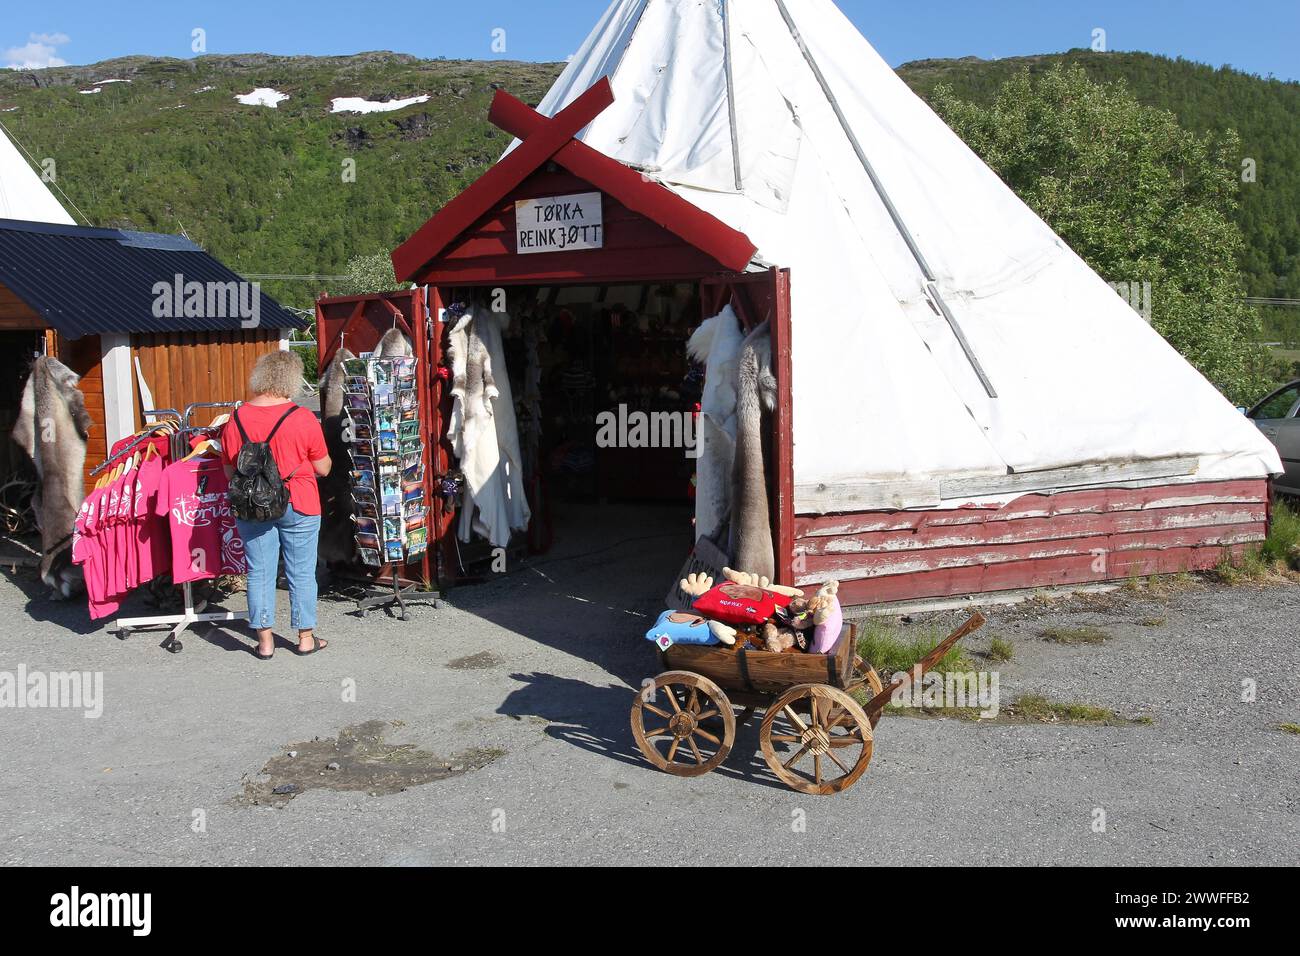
[373,328,413,358]
[447,306,529,547]
[730,320,777,581]
[687,304,744,543]
[12,357,92,596]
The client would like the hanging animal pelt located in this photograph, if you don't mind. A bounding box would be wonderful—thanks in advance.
[12,356,92,597]
[687,304,744,544]
[730,320,777,581]
[373,328,413,358]
[446,304,529,547]
[316,347,357,566]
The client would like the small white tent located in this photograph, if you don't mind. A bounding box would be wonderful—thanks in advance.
[520,0,1280,509]
[0,124,75,225]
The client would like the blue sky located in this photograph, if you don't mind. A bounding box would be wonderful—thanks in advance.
[4,0,1298,81]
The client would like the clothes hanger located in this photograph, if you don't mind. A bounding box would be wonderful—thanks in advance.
[182,437,221,462]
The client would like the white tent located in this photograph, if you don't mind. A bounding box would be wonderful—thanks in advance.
[515,0,1280,513]
[0,124,75,225]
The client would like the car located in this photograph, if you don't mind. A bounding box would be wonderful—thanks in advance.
[1246,379,1300,496]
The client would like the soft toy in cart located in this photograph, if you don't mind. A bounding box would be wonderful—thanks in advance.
[633,568,986,795]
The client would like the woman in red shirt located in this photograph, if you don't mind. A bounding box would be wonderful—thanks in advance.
[222,351,332,660]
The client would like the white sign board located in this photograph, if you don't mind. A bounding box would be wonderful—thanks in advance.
[515,192,604,255]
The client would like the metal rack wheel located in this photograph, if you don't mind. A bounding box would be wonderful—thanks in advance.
[759,683,874,795]
[631,671,736,777]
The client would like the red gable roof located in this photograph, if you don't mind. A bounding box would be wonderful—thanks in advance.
[391,79,757,283]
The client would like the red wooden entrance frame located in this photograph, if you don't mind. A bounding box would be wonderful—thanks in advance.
[390,82,797,587]
[392,80,756,284]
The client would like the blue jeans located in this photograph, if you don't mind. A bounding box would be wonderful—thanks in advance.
[236,507,321,632]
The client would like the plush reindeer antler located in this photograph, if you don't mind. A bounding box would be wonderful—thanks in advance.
[721,566,804,598]
[679,572,715,597]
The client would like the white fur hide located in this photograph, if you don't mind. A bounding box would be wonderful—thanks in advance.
[687,305,744,543]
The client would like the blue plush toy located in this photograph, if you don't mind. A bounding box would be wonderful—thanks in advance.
[644,609,736,650]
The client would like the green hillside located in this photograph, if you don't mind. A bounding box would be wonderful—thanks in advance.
[0,49,1295,309]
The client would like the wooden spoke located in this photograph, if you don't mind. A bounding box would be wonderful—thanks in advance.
[631,671,736,778]
[760,684,875,795]
[782,706,810,733]
[783,743,812,770]
[694,726,722,746]
[825,748,852,776]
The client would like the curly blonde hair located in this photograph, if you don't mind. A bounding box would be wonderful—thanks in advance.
[248,349,305,399]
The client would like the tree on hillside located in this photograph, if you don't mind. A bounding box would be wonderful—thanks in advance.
[930,64,1274,404]
[335,252,400,297]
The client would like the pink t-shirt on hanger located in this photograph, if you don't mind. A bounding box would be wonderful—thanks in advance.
[155,456,246,583]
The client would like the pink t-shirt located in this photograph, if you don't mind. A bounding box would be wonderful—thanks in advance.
[155,457,246,583]
[133,453,170,586]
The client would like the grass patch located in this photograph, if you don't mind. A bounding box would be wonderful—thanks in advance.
[986,637,1014,662]
[1006,694,1146,724]
[855,618,974,677]
[1138,616,1167,627]
[1040,625,1110,645]
[1279,723,1300,736]
[885,693,1151,725]
[1209,498,1300,582]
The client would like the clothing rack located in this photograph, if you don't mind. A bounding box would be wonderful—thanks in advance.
[88,410,180,478]
[110,402,248,653]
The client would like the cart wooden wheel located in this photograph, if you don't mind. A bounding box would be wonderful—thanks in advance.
[759,683,873,795]
[631,671,736,777]
[852,654,885,729]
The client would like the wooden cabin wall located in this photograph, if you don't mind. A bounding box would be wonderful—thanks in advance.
[132,328,283,428]
[0,281,44,329]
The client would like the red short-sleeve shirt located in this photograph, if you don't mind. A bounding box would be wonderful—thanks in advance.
[221,403,328,516]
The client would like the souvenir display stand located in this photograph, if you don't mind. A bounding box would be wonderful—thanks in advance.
[338,353,436,620]
[108,402,248,653]
[316,292,443,619]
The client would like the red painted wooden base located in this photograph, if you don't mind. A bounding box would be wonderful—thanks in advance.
[792,479,1270,606]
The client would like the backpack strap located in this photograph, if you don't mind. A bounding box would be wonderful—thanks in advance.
[233,406,252,444]
[265,405,301,443]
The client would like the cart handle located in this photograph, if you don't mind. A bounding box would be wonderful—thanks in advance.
[861,611,987,718]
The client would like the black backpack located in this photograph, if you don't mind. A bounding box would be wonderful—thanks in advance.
[228,405,300,523]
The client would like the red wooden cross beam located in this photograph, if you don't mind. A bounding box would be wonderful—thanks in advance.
[391,79,757,282]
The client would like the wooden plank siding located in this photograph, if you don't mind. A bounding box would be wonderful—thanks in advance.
[792,479,1271,605]
[132,328,282,428]
[0,281,45,329]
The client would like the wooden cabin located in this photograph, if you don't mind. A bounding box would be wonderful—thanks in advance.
[0,218,305,484]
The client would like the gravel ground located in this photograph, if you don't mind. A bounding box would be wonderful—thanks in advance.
[0,524,1297,866]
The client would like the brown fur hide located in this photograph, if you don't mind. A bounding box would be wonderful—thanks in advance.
[730,321,777,581]
[12,357,92,596]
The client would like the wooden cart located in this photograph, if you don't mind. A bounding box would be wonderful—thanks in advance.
[631,611,986,795]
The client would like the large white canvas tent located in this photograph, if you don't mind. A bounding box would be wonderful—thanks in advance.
[0,125,75,225]
[517,0,1280,510]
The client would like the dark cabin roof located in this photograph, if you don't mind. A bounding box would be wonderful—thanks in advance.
[0,218,306,339]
